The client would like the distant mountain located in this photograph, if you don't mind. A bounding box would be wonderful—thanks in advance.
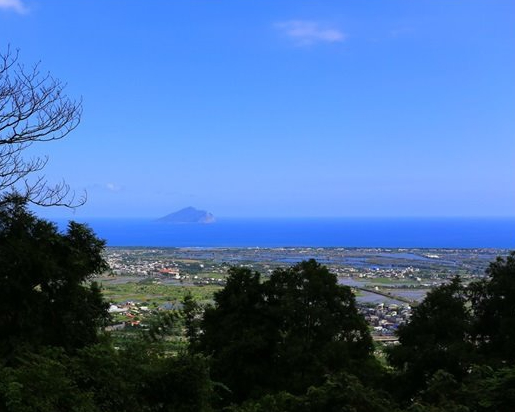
[157,207,215,224]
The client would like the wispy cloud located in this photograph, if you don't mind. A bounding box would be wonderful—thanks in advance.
[106,182,122,192]
[86,182,124,193]
[275,20,346,46]
[0,0,28,14]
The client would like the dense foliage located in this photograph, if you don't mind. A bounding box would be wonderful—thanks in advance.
[0,197,214,411]
[192,260,374,403]
[469,252,515,365]
[387,277,476,395]
[0,196,108,362]
[388,252,515,402]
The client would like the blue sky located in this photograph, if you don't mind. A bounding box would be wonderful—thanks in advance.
[1,0,514,218]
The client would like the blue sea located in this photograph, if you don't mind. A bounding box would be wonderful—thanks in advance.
[52,217,515,249]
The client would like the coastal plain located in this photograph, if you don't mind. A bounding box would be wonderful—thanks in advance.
[99,247,507,345]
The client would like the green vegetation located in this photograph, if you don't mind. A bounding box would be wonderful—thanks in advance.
[366,277,420,286]
[101,281,220,305]
[191,261,375,404]
[0,196,108,361]
[0,198,214,411]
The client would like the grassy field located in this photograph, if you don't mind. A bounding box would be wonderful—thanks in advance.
[100,278,221,350]
[100,280,221,306]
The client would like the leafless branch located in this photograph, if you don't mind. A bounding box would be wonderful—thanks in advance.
[0,46,84,207]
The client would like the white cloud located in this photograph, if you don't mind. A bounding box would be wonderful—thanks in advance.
[275,20,346,46]
[0,0,28,14]
[106,182,122,192]
[86,182,124,193]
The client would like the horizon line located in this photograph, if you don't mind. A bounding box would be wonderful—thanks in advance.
[39,215,515,221]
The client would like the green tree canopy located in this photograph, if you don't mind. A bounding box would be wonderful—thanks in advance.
[195,259,373,403]
[0,196,109,363]
[229,372,399,412]
[469,251,515,366]
[387,277,475,396]
[265,260,373,392]
[388,251,515,401]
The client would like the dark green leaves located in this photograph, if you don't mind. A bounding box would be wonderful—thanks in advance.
[194,259,373,403]
[0,197,109,361]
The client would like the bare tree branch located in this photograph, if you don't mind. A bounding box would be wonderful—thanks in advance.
[0,46,84,207]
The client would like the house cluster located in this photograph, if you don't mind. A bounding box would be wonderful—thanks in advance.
[158,267,181,278]
[334,265,421,280]
[106,254,193,280]
[106,301,152,328]
[191,277,226,286]
[106,252,168,276]
[105,251,226,281]
[359,303,412,336]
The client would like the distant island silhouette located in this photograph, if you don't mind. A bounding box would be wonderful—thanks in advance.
[157,207,215,224]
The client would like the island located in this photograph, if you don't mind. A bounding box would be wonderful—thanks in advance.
[157,207,215,224]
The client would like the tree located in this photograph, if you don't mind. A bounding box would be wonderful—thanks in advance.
[182,292,203,350]
[142,354,214,412]
[194,260,373,403]
[0,196,109,363]
[469,251,515,366]
[0,348,98,412]
[0,340,215,412]
[196,267,272,403]
[387,277,475,397]
[0,47,83,207]
[228,372,398,412]
[387,251,515,404]
[265,260,373,393]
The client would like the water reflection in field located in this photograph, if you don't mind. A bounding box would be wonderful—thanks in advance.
[394,289,428,301]
[339,277,430,304]
[358,291,401,305]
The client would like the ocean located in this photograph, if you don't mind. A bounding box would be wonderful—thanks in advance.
[52,217,515,249]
